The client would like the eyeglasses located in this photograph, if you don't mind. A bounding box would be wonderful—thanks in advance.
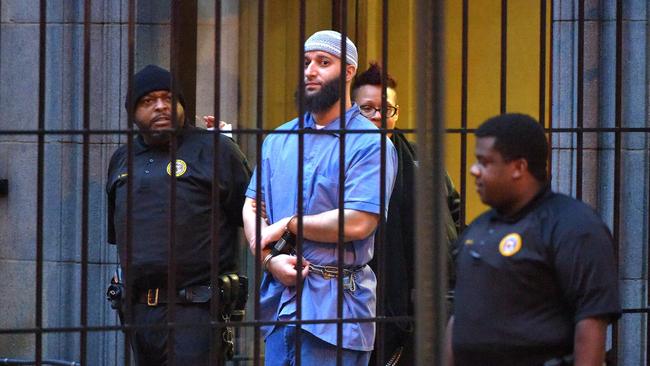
[359,104,398,118]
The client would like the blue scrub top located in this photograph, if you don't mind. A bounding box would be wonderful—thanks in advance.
[246,105,397,351]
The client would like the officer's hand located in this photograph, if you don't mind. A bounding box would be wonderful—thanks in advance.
[267,255,309,287]
[203,115,229,130]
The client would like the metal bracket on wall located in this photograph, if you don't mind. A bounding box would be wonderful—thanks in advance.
[0,179,7,196]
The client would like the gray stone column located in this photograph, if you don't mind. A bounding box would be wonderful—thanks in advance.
[0,1,239,364]
[551,1,649,364]
[0,2,127,364]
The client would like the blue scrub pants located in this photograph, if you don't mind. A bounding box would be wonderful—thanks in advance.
[264,325,371,366]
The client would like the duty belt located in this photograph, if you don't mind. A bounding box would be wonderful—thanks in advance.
[308,264,366,292]
[137,285,212,307]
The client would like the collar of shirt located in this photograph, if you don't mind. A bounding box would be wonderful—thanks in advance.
[304,104,361,136]
[134,126,192,155]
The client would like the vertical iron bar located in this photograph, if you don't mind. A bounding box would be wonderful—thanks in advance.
[80,0,91,364]
[336,2,349,365]
[575,0,584,200]
[375,0,389,364]
[460,0,469,231]
[539,0,547,125]
[611,0,623,361]
[332,0,341,29]
[612,0,623,295]
[210,2,223,365]
[548,0,554,177]
[540,0,551,171]
[294,1,306,365]
[167,3,180,366]
[500,0,508,114]
[253,1,265,365]
[35,0,47,364]
[540,0,551,178]
[415,0,446,364]
[354,0,360,47]
[124,1,136,364]
[172,2,198,124]
[0,0,2,111]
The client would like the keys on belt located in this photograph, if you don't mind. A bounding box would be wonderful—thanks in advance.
[308,264,366,292]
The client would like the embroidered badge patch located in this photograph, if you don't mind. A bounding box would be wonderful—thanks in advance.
[498,233,522,257]
[166,159,187,177]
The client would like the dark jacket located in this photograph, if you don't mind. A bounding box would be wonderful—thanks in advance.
[369,131,460,365]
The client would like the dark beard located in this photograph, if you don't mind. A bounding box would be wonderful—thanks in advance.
[295,77,341,114]
[135,116,185,146]
[134,119,167,146]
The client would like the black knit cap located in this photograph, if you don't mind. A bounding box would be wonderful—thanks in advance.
[125,64,185,110]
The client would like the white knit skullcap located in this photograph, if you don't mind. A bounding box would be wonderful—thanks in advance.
[304,30,358,68]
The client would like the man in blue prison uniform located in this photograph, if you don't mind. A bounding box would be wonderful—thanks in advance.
[242,30,397,366]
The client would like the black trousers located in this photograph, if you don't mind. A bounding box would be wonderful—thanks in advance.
[129,302,221,366]
[453,347,572,366]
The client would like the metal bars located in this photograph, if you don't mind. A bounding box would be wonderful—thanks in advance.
[374,0,390,364]
[575,0,584,200]
[336,4,349,365]
[414,1,447,365]
[294,2,306,366]
[80,0,91,364]
[35,0,47,364]
[253,1,265,364]
[459,0,469,232]
[124,1,136,364]
[546,0,555,175]
[0,0,644,365]
[500,0,508,114]
[538,0,547,129]
[210,2,224,364]
[167,2,181,364]
[610,0,623,361]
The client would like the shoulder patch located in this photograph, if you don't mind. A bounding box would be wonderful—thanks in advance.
[166,159,188,177]
[499,233,522,257]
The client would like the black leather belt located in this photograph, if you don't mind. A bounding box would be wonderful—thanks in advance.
[136,285,213,307]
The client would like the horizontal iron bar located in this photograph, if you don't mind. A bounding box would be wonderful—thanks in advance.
[1,126,650,136]
[5,307,648,336]
[0,315,414,335]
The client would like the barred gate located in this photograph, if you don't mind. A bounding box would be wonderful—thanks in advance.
[0,0,647,365]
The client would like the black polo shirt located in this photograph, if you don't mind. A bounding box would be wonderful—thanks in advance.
[106,126,250,289]
[452,187,620,366]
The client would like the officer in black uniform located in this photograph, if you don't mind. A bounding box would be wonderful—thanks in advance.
[446,114,620,366]
[106,64,250,365]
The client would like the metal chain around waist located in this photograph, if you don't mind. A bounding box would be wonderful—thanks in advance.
[308,264,366,292]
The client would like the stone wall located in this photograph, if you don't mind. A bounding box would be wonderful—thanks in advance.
[551,1,649,364]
